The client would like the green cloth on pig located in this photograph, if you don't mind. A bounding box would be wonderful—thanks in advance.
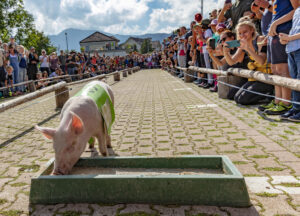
[74,82,115,135]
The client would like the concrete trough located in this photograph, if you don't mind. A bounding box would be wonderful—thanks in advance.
[30,156,250,207]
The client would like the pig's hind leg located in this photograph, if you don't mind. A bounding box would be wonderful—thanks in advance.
[96,126,108,156]
[106,134,112,148]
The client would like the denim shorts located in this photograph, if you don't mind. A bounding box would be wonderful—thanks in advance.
[267,29,290,65]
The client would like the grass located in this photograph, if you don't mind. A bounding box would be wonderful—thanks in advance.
[251,155,269,159]
[233,138,247,141]
[279,183,300,187]
[199,147,212,150]
[279,135,289,140]
[158,140,169,143]
[215,142,229,145]
[177,152,194,155]
[242,146,256,149]
[255,192,278,197]
[222,151,239,154]
[263,167,285,171]
[0,210,23,216]
[123,142,134,145]
[233,161,248,165]
[10,182,28,187]
[174,137,186,139]
[158,148,170,151]
[136,153,151,156]
[0,199,8,205]
[193,139,206,142]
[140,145,152,148]
[288,126,298,130]
[284,130,295,135]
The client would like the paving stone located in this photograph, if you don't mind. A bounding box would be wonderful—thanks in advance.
[220,206,259,216]
[255,195,299,215]
[188,205,228,216]
[91,204,124,216]
[119,204,157,215]
[57,204,92,214]
[245,177,283,194]
[271,176,300,185]
[153,205,190,216]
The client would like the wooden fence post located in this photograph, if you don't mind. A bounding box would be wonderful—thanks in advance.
[114,72,121,81]
[28,81,36,92]
[55,86,70,109]
[128,69,132,75]
[184,69,195,83]
[123,70,128,77]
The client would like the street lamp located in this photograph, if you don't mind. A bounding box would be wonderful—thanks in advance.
[201,0,203,16]
[65,32,69,53]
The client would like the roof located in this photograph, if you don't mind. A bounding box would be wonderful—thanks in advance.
[80,32,120,43]
[121,37,152,46]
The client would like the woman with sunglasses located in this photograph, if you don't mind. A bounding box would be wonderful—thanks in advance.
[223,17,274,105]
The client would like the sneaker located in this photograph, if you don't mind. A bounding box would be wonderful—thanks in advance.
[198,82,206,87]
[280,108,299,120]
[258,100,275,112]
[209,85,218,92]
[193,79,200,84]
[264,102,292,115]
[203,83,213,89]
[288,112,300,122]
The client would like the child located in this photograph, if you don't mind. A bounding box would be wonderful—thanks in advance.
[279,2,300,121]
[5,66,14,96]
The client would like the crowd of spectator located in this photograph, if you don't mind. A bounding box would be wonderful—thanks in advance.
[0,37,161,97]
[161,0,300,122]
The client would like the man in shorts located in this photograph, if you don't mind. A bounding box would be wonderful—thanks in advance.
[261,0,299,115]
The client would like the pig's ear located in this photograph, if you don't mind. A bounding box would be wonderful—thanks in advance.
[69,112,84,135]
[35,125,56,140]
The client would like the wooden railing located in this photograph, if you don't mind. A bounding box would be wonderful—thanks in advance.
[0,67,140,113]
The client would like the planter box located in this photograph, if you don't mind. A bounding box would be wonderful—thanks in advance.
[30,156,250,207]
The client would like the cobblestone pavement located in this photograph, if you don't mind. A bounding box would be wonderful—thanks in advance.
[0,69,300,216]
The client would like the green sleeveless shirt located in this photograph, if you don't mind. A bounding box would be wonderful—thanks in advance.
[74,82,115,134]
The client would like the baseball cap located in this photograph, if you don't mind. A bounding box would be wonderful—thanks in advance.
[193,23,202,29]
[209,19,218,27]
[216,23,226,31]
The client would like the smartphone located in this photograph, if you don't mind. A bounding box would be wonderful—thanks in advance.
[225,0,231,3]
[226,40,240,48]
[209,38,216,50]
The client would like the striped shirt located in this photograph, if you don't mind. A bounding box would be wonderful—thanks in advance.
[286,7,300,53]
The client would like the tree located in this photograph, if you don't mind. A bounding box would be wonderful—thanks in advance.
[140,39,153,54]
[0,0,55,53]
[133,44,138,52]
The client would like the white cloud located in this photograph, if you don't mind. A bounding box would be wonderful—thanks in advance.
[146,0,219,33]
[24,0,220,35]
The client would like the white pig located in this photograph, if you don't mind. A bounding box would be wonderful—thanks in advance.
[36,81,115,175]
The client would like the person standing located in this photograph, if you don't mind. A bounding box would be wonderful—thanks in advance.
[39,49,50,75]
[27,47,39,80]
[262,0,299,115]
[58,50,66,73]
[279,1,300,121]
[8,45,20,93]
[18,46,27,92]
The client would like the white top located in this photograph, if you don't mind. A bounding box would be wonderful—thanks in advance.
[39,55,49,67]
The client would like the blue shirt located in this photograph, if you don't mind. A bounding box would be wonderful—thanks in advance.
[286,7,300,53]
[272,0,293,32]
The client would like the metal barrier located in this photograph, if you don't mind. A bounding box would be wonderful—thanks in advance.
[0,67,140,113]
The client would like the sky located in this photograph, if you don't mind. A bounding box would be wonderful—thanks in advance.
[24,0,223,36]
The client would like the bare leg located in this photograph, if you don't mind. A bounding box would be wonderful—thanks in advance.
[276,63,291,105]
[272,64,282,104]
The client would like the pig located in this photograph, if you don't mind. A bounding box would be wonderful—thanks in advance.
[36,81,114,175]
